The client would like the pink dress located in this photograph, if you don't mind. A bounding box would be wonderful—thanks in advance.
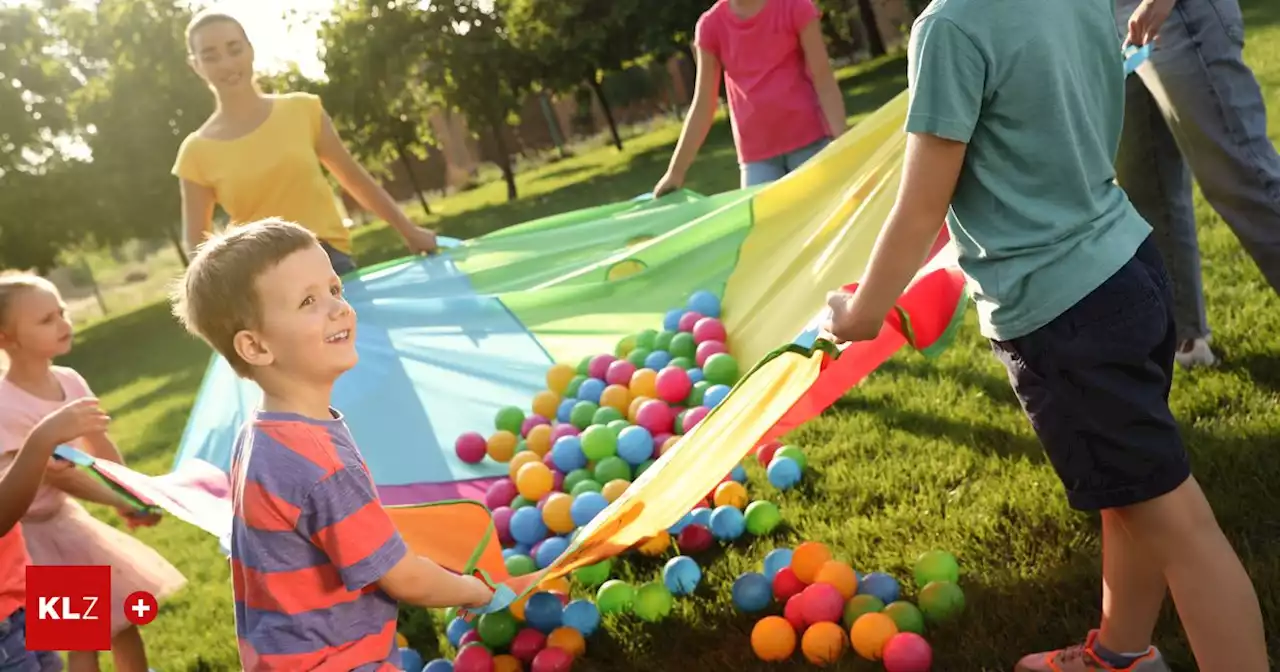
[0,367,187,636]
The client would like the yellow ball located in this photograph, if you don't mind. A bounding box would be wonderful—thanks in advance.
[801,621,847,666]
[525,424,553,457]
[814,560,859,601]
[542,493,576,535]
[487,431,518,462]
[508,451,543,480]
[516,462,554,501]
[629,368,658,399]
[628,396,651,423]
[546,363,576,394]
[547,626,586,658]
[600,384,631,413]
[850,612,899,660]
[660,436,681,455]
[532,390,560,419]
[395,632,408,648]
[636,530,670,556]
[713,481,749,509]
[509,591,530,621]
[601,479,631,502]
[493,654,521,672]
[539,575,572,596]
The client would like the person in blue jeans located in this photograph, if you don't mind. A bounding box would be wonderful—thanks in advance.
[1115,0,1280,368]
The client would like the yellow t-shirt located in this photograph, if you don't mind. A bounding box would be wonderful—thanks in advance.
[171,92,352,254]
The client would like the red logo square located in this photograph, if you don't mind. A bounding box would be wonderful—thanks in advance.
[24,565,112,651]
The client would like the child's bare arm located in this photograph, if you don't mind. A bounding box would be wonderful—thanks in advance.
[799,18,847,138]
[0,399,110,535]
[376,553,493,610]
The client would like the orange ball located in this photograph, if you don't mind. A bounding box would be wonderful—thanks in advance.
[813,560,858,601]
[516,462,554,501]
[713,481,749,509]
[487,431,518,462]
[850,612,899,660]
[660,436,681,455]
[629,368,658,399]
[791,541,833,584]
[395,632,408,647]
[547,626,586,657]
[801,621,847,666]
[508,451,543,480]
[546,364,576,394]
[525,424,553,457]
[636,530,670,556]
[493,654,522,672]
[539,575,572,596]
[532,390,560,420]
[541,493,576,534]
[601,479,631,502]
[628,395,651,423]
[751,615,797,662]
[509,591,530,621]
[600,384,631,413]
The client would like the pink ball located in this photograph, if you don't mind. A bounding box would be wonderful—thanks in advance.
[605,359,637,386]
[799,583,845,624]
[692,317,727,344]
[634,400,673,435]
[454,642,494,672]
[651,432,672,457]
[695,340,727,367]
[456,432,487,463]
[521,414,550,437]
[677,311,704,332]
[530,646,574,672]
[510,627,547,664]
[458,630,484,648]
[550,423,580,443]
[655,367,692,404]
[552,469,565,491]
[883,632,934,672]
[588,354,617,380]
[542,450,558,468]
[756,440,783,466]
[784,593,808,633]
[493,506,515,545]
[485,479,517,510]
[683,406,710,431]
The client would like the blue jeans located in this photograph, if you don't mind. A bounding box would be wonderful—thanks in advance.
[0,610,62,672]
[321,241,358,277]
[740,137,832,188]
[1114,0,1280,342]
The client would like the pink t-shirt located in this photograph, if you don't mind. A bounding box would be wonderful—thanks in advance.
[696,0,828,164]
[0,367,94,520]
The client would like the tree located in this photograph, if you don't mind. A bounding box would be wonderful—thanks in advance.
[417,0,534,201]
[319,1,438,215]
[0,4,79,174]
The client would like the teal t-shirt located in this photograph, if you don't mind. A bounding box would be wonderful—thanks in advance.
[905,0,1153,341]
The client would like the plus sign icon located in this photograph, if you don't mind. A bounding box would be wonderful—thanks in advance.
[124,591,159,626]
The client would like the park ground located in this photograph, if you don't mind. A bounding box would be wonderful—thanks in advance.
[60,3,1279,669]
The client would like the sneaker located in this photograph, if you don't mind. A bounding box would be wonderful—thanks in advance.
[1014,630,1171,672]
[1174,337,1217,369]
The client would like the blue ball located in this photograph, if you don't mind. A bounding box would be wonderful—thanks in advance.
[423,660,454,672]
[445,616,471,647]
[729,464,747,483]
[663,308,684,332]
[570,492,609,527]
[857,571,901,604]
[556,398,577,423]
[398,648,424,671]
[703,384,731,408]
[501,548,522,560]
[551,436,588,472]
[762,548,794,582]
[534,536,570,569]
[668,512,694,535]
[690,507,713,528]
[510,506,549,546]
[512,543,532,556]
[576,377,606,404]
[731,572,772,612]
[524,591,564,633]
[767,456,803,490]
[709,505,746,541]
[687,290,721,318]
[616,426,654,466]
[561,599,601,637]
[663,555,702,596]
[687,367,704,383]
[644,350,672,370]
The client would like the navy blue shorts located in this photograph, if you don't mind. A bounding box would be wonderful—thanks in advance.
[989,236,1191,511]
[321,241,358,277]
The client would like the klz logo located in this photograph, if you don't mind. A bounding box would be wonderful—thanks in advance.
[25,565,111,651]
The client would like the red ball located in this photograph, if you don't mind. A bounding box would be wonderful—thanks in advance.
[677,311,704,332]
[456,432,488,463]
[454,642,495,672]
[883,632,934,672]
[772,566,806,602]
[510,628,547,664]
[635,400,674,434]
[605,359,637,386]
[756,440,784,467]
[457,629,485,649]
[682,406,709,431]
[799,582,844,624]
[485,479,518,510]
[655,367,692,404]
[530,646,575,672]
[692,317,727,344]
[695,340,727,367]
[550,424,580,443]
[588,354,617,380]
[783,593,808,633]
[677,524,714,553]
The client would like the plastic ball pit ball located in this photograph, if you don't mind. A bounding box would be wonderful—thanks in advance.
[799,582,844,624]
[767,456,803,489]
[446,616,472,647]
[485,479,518,510]
[676,523,714,553]
[687,290,722,318]
[510,628,548,663]
[744,500,782,535]
[546,363,576,393]
[595,579,634,614]
[546,626,586,657]
[914,550,961,587]
[677,311,703,332]
[751,616,797,662]
[713,481,748,509]
[771,566,806,602]
[783,593,807,632]
[495,406,525,434]
[850,612,900,661]
[561,599,601,637]
[918,580,966,622]
[709,505,746,541]
[530,646,574,672]
[516,462,554,501]
[883,632,934,672]
[790,541,833,584]
[762,548,794,581]
[813,560,858,600]
[701,352,739,386]
[455,432,487,463]
[493,654,521,672]
[662,555,702,596]
[632,581,675,622]
[571,559,611,587]
[453,642,494,672]
[524,592,564,633]
[800,621,847,666]
[842,594,886,628]
[773,445,808,470]
[477,610,519,648]
[487,431,518,462]
[731,572,773,612]
[423,660,454,672]
[883,600,927,635]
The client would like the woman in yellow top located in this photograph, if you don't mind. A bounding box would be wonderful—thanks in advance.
[172,10,438,275]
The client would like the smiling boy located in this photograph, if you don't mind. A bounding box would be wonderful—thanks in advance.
[171,219,492,671]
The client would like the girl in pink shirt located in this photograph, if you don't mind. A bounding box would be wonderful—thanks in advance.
[654,0,846,194]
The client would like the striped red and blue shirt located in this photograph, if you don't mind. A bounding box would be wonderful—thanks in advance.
[228,409,408,671]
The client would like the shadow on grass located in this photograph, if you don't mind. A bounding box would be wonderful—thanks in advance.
[1242,0,1279,31]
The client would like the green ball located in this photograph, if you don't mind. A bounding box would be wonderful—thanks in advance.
[627,348,652,367]
[593,406,625,426]
[572,559,612,587]
[702,353,739,386]
[504,554,537,576]
[570,479,603,496]
[883,600,926,634]
[615,334,637,358]
[581,425,618,461]
[606,419,631,435]
[669,356,694,370]
[688,381,710,406]
[743,500,782,535]
[596,579,635,614]
[562,468,592,493]
[569,401,599,429]
[842,594,885,629]
[495,406,525,434]
[669,332,696,360]
[774,446,807,471]
[914,550,961,587]
[476,610,518,648]
[654,330,677,351]
[918,580,966,622]
[635,329,658,350]
[593,456,632,483]
[510,495,535,510]
[565,375,587,398]
[634,458,656,478]
[576,356,593,375]
[673,410,687,435]
[632,581,674,622]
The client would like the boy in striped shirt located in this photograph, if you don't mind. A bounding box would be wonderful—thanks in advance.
[172,219,493,670]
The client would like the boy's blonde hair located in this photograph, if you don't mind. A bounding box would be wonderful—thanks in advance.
[171,219,320,378]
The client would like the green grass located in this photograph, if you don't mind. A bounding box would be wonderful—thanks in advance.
[55,7,1280,669]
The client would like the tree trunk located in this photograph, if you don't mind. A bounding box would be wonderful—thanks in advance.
[490,119,518,201]
[680,43,697,99]
[856,0,887,57]
[538,92,569,158]
[394,137,431,215]
[587,74,623,151]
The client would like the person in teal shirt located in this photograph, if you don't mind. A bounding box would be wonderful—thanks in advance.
[823,0,1269,669]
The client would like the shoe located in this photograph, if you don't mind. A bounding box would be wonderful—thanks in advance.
[1174,337,1217,369]
[1014,630,1171,671]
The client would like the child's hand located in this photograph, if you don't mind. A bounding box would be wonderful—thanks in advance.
[823,290,882,343]
[1124,0,1175,47]
[118,508,163,530]
[29,398,110,449]
[653,172,683,198]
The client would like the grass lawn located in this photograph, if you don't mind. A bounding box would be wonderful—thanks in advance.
[57,5,1280,669]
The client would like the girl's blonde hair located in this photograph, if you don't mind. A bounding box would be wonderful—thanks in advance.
[0,272,59,372]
